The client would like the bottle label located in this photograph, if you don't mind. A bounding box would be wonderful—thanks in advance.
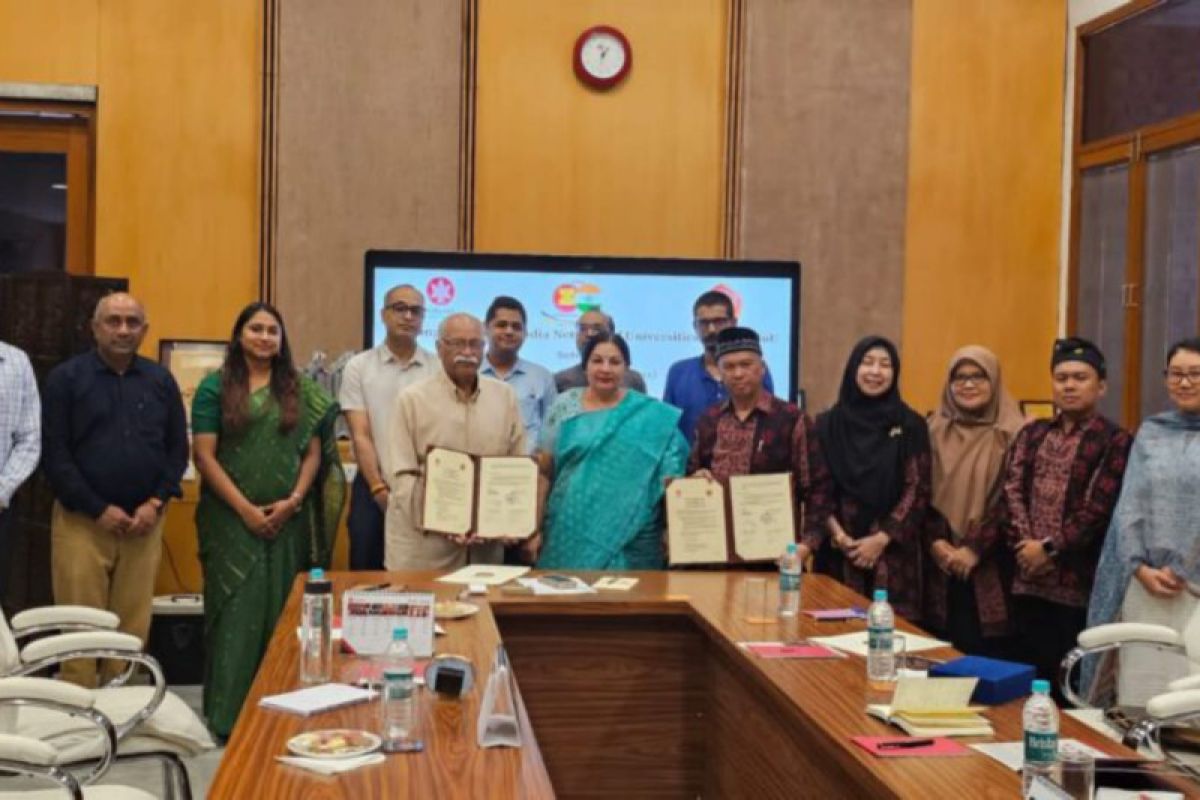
[868,625,893,652]
[780,572,800,592]
[1024,731,1057,763]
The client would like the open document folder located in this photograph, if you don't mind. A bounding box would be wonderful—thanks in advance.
[866,677,993,737]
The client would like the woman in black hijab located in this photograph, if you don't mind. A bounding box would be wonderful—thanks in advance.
[815,335,931,620]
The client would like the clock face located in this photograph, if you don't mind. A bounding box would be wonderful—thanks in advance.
[580,31,627,81]
[573,26,631,89]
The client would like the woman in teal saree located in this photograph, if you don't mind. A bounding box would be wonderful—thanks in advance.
[534,334,688,570]
[192,302,345,737]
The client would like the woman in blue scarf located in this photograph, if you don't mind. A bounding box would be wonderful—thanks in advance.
[533,333,688,569]
[1087,337,1200,704]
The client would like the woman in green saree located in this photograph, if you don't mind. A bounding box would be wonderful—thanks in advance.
[192,302,345,738]
[532,333,688,570]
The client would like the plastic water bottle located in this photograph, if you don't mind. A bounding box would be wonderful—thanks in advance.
[778,543,801,617]
[375,627,414,685]
[299,568,333,684]
[380,667,422,753]
[1022,679,1060,795]
[866,589,896,682]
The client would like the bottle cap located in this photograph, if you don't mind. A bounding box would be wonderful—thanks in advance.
[1032,679,1050,694]
[309,568,324,580]
[305,567,331,594]
[383,667,414,680]
[393,627,409,641]
[873,589,887,602]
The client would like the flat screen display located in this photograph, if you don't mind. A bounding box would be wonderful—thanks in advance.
[365,251,801,400]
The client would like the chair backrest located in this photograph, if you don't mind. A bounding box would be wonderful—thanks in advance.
[0,612,22,676]
[1117,580,1200,706]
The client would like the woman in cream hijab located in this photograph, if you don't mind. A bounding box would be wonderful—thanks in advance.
[924,345,1026,654]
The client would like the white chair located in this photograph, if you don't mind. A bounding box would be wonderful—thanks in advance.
[0,676,155,800]
[0,606,213,800]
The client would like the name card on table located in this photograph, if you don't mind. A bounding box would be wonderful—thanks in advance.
[342,591,434,657]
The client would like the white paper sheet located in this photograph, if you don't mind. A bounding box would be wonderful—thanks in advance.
[808,630,949,657]
[969,740,1110,772]
[259,684,376,716]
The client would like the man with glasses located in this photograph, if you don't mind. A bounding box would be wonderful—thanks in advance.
[42,293,188,687]
[664,290,773,443]
[480,296,556,454]
[995,336,1132,695]
[384,313,526,570]
[339,284,436,569]
[553,309,647,393]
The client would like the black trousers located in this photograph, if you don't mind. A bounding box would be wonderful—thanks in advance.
[1014,594,1088,703]
[347,473,385,570]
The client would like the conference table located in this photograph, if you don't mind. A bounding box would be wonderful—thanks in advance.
[208,570,1198,798]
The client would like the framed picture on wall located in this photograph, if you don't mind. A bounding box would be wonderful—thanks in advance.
[158,339,227,429]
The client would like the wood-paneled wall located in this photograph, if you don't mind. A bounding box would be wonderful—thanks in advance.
[0,0,262,353]
[473,0,729,258]
[901,0,1067,413]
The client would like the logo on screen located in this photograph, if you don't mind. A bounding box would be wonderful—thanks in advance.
[426,276,455,306]
[552,281,602,313]
[712,283,743,317]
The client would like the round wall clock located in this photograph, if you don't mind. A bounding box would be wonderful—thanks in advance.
[573,25,632,90]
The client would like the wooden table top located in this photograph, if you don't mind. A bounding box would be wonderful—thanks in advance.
[209,570,1198,799]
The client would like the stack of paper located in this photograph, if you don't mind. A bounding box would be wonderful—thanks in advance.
[515,576,597,596]
[259,684,376,716]
[866,677,993,737]
[809,630,949,657]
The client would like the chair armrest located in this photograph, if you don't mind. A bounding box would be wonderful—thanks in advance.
[1077,623,1181,649]
[1147,689,1200,721]
[0,677,94,708]
[0,732,60,766]
[10,606,120,638]
[19,632,142,665]
[1168,674,1200,693]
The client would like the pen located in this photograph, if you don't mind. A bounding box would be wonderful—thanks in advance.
[878,738,934,750]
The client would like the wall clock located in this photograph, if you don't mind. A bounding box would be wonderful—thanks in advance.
[573,25,632,90]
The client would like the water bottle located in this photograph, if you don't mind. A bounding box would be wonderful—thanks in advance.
[374,627,414,686]
[866,589,896,682]
[1022,679,1060,795]
[299,568,333,684]
[778,543,801,617]
[380,667,422,752]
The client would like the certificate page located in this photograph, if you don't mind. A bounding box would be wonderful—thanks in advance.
[475,456,538,539]
[666,477,729,565]
[729,472,795,561]
[422,447,475,536]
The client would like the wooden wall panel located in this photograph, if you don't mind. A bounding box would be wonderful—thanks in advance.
[473,0,728,258]
[94,0,262,351]
[273,0,464,361]
[738,0,913,411]
[0,0,99,85]
[901,0,1066,413]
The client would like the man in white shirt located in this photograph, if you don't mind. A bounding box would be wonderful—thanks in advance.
[339,284,436,569]
[385,313,525,570]
[0,340,40,597]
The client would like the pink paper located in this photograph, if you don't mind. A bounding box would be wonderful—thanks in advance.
[851,736,971,758]
[745,642,845,659]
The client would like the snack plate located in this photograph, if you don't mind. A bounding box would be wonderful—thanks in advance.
[434,601,480,620]
[287,729,382,760]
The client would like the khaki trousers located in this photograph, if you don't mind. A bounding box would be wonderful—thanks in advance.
[50,502,164,687]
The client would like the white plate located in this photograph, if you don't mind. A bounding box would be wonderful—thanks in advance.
[287,729,381,760]
[435,601,480,620]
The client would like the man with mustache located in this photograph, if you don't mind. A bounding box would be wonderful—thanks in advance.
[664,290,773,444]
[384,313,526,569]
[339,284,436,569]
[41,293,188,686]
[995,337,1132,695]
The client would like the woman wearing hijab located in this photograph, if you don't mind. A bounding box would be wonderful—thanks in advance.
[1085,337,1200,705]
[924,346,1026,655]
[815,335,931,620]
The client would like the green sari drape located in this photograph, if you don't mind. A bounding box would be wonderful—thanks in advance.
[192,373,345,736]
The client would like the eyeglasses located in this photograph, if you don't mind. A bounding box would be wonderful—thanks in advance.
[1165,369,1200,386]
[441,338,485,351]
[950,373,989,387]
[576,323,607,335]
[694,316,733,330]
[385,302,425,317]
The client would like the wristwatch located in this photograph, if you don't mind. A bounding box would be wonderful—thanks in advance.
[1040,538,1059,559]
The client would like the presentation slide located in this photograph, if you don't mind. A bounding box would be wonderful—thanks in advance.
[366,253,799,400]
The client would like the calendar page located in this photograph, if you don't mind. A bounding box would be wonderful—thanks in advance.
[342,591,435,657]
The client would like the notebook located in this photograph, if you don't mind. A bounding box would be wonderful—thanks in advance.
[866,677,993,737]
[259,683,376,716]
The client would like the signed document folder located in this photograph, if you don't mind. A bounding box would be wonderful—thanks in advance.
[666,473,796,565]
[421,447,538,539]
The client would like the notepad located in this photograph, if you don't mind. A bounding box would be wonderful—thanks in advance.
[741,641,846,659]
[259,683,376,716]
[866,677,993,737]
[851,735,971,758]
